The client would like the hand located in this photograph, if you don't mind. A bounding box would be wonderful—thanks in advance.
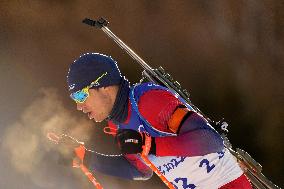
[115,129,156,155]
[115,129,143,154]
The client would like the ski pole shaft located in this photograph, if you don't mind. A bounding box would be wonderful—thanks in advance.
[140,155,176,189]
[80,164,104,189]
[141,134,176,189]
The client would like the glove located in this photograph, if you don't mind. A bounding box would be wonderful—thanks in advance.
[115,129,156,155]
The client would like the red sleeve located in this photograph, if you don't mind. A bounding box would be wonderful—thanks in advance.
[138,89,183,133]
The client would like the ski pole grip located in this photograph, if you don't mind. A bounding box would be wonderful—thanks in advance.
[82,17,109,28]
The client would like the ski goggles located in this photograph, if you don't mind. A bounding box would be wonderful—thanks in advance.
[70,72,108,103]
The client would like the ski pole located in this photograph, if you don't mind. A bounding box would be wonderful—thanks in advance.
[47,132,103,189]
[140,134,176,189]
[80,163,103,189]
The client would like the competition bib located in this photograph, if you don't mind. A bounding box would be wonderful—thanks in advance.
[148,148,243,189]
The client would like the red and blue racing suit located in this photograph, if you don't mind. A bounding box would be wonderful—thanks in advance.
[84,83,252,189]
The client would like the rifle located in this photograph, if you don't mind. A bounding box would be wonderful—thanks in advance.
[82,17,280,189]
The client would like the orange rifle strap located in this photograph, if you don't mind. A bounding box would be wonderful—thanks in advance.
[140,134,176,189]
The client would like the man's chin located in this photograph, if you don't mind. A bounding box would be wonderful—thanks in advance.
[93,119,102,123]
[89,116,104,123]
[89,113,108,123]
[92,116,105,123]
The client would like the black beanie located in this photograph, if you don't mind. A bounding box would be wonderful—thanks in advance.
[67,53,122,93]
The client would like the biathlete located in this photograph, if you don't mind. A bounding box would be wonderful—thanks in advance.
[64,52,252,189]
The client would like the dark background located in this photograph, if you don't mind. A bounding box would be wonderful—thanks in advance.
[0,1,283,188]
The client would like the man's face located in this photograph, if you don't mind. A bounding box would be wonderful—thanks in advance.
[75,87,115,122]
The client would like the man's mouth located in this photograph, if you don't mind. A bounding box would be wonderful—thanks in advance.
[88,112,93,120]
[87,112,91,118]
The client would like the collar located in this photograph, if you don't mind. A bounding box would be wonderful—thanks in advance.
[107,78,130,124]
